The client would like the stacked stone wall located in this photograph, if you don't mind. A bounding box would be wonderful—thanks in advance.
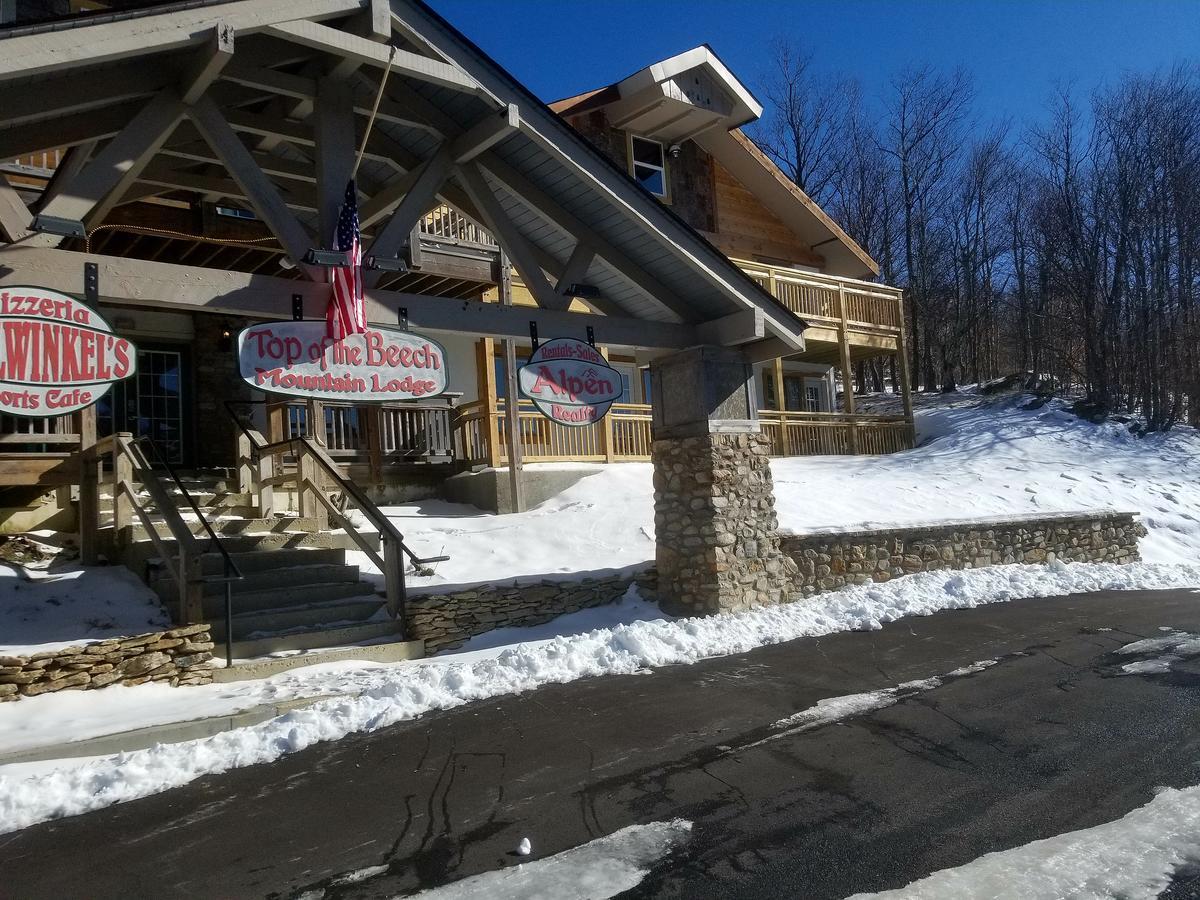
[780,512,1144,597]
[653,432,797,616]
[0,625,214,701]
[407,572,655,653]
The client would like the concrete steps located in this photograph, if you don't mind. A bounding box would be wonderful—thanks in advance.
[208,595,387,641]
[126,516,322,541]
[116,471,419,672]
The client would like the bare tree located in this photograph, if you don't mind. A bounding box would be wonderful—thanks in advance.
[753,39,857,206]
[881,66,975,390]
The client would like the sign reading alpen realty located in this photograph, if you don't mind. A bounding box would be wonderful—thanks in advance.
[0,286,136,417]
[517,337,622,426]
[236,321,449,402]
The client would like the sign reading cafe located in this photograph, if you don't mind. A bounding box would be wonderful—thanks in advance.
[236,321,449,402]
[0,286,137,417]
[517,337,622,426]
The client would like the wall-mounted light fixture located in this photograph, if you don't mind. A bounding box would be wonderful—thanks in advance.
[364,255,407,273]
[217,321,233,352]
[303,249,350,267]
[31,214,86,238]
[565,282,601,300]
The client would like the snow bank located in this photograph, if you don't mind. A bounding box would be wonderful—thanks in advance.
[850,783,1200,899]
[3,559,1199,834]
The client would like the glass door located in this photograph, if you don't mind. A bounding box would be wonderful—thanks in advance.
[98,347,189,464]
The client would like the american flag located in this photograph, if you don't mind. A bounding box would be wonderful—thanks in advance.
[326,179,366,341]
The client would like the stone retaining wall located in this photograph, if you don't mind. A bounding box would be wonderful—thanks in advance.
[406,512,1142,654]
[407,572,655,653]
[780,511,1144,597]
[0,625,215,701]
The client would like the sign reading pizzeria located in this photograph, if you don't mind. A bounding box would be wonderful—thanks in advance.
[0,286,136,417]
[236,321,449,402]
[517,337,621,426]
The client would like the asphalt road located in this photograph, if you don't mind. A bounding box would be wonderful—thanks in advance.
[4,588,1200,899]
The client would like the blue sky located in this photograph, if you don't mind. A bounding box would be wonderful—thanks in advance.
[429,1,1200,126]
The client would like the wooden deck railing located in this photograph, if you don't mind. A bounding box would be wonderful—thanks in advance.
[758,410,913,457]
[454,399,654,466]
[734,259,904,333]
[282,400,456,463]
[453,401,913,465]
[418,204,497,249]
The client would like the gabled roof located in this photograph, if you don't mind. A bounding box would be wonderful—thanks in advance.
[549,44,880,279]
[0,0,809,358]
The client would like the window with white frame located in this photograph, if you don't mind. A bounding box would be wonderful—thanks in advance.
[630,136,667,198]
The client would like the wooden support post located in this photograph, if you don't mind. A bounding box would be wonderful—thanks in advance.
[599,347,616,464]
[236,432,255,494]
[836,285,859,455]
[298,451,318,519]
[77,406,99,564]
[257,451,275,518]
[498,253,526,512]
[113,434,133,536]
[365,406,384,485]
[180,549,205,625]
[895,294,915,447]
[478,337,503,468]
[267,399,287,442]
[771,356,788,455]
[382,533,405,621]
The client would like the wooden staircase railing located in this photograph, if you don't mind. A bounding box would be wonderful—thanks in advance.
[86,432,243,646]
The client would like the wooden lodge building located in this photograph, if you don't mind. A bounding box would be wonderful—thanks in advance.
[0,0,912,656]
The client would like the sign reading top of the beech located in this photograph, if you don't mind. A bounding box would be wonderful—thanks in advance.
[517,337,622,426]
[236,321,449,402]
[0,286,137,418]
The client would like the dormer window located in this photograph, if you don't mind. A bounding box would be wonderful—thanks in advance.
[629,135,668,199]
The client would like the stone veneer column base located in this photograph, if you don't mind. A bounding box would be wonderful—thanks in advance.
[652,431,797,616]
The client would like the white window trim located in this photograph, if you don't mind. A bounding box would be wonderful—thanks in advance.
[627,134,670,201]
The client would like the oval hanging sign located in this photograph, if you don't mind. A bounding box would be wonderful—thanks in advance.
[0,286,136,418]
[236,321,449,402]
[517,337,621,426]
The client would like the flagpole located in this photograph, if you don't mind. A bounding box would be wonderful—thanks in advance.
[353,44,398,180]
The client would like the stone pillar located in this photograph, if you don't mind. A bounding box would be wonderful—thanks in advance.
[649,346,796,616]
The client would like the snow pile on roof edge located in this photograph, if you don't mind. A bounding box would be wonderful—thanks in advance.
[2,560,1198,834]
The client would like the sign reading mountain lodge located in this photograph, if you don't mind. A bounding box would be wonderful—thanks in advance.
[0,286,137,417]
[517,337,622,426]
[236,321,449,402]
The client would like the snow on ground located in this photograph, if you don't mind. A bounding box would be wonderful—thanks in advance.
[370,392,1200,594]
[743,659,1000,753]
[0,560,168,657]
[4,559,1200,834]
[849,783,1200,899]
[406,820,692,900]
[0,591,666,757]
[1114,631,1200,676]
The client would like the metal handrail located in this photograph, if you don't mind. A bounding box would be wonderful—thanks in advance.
[223,400,448,634]
[130,434,244,666]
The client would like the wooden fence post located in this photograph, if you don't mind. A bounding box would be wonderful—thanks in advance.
[76,406,99,564]
[113,434,133,535]
[836,285,859,455]
[478,338,503,468]
[895,293,915,448]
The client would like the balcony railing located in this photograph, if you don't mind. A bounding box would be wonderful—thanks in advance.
[455,399,654,466]
[453,400,912,467]
[418,205,497,250]
[281,400,456,463]
[735,259,904,333]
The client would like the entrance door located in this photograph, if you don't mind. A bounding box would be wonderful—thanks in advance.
[98,347,190,464]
